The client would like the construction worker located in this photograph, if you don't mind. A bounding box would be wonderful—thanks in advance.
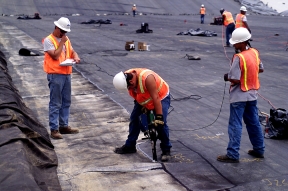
[235,6,251,33]
[200,4,206,24]
[132,4,137,17]
[113,68,172,162]
[220,8,235,47]
[43,17,80,139]
[217,27,265,163]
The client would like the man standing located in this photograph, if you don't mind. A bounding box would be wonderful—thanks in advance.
[235,6,251,33]
[113,68,172,162]
[43,17,80,139]
[220,8,235,47]
[132,4,137,17]
[217,28,265,163]
[200,4,206,24]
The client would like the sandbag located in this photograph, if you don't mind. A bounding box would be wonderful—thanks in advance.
[264,108,288,139]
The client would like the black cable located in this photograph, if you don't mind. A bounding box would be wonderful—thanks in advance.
[171,82,227,131]
[79,57,114,77]
[171,93,202,101]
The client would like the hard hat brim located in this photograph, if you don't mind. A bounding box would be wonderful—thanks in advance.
[54,21,71,32]
[229,33,252,45]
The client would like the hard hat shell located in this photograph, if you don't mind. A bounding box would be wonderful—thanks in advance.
[240,6,247,12]
[113,71,128,90]
[54,17,71,32]
[201,4,204,7]
[229,27,251,45]
[133,4,136,6]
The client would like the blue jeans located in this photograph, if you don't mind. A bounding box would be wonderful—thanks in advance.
[227,100,265,160]
[226,23,235,45]
[47,74,71,130]
[133,10,136,17]
[200,14,205,24]
[125,94,172,153]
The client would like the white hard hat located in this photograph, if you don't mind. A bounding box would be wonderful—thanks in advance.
[201,4,204,7]
[133,4,136,6]
[113,71,128,90]
[229,27,251,45]
[240,6,247,12]
[54,17,71,32]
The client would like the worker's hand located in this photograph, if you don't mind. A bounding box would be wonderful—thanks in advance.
[60,35,68,44]
[154,114,164,128]
[224,73,229,81]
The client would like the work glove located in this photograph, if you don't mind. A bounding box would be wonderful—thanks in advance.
[141,106,148,114]
[154,114,164,128]
[224,73,229,82]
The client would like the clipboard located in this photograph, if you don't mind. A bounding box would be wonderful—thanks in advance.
[60,59,76,66]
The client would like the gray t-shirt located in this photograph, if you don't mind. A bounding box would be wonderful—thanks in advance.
[43,36,67,53]
[228,50,264,103]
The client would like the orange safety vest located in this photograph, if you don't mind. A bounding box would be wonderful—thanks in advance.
[235,14,245,28]
[223,11,234,26]
[125,68,169,110]
[43,34,73,74]
[233,48,261,91]
[200,8,206,15]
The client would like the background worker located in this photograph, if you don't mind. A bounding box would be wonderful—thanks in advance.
[217,27,265,163]
[43,17,80,139]
[132,4,137,17]
[200,4,206,24]
[113,68,172,162]
[235,6,251,33]
[220,8,235,47]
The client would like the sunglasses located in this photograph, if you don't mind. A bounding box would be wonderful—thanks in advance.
[58,27,67,34]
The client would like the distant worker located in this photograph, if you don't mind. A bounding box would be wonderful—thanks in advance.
[132,4,137,17]
[200,4,206,24]
[217,27,265,163]
[113,68,172,162]
[43,17,80,139]
[220,8,235,47]
[235,6,251,33]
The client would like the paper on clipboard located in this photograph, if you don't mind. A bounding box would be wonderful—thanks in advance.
[60,59,76,66]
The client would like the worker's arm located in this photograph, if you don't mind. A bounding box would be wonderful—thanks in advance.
[243,21,251,33]
[145,75,162,115]
[222,15,225,25]
[71,49,80,63]
[259,62,264,73]
[46,35,68,60]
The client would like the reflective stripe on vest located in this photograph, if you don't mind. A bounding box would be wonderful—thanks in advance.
[223,11,234,26]
[237,48,260,91]
[235,14,245,28]
[138,69,164,106]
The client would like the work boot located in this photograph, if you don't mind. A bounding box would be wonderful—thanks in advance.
[114,145,137,154]
[51,130,63,139]
[161,151,171,162]
[59,126,79,134]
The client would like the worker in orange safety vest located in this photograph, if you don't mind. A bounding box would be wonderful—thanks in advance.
[235,6,251,33]
[220,8,235,47]
[200,4,206,24]
[217,27,265,163]
[42,17,80,139]
[132,4,137,17]
[112,68,172,162]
